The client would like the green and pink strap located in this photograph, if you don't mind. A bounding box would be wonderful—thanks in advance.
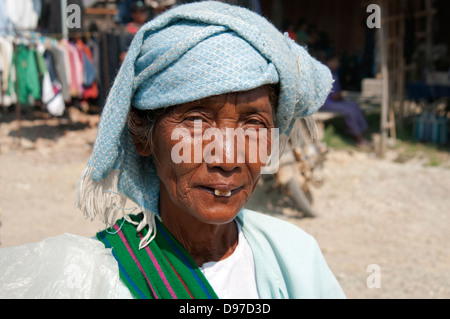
[97,213,218,299]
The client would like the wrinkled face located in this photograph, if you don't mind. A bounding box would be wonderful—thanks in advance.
[145,87,275,225]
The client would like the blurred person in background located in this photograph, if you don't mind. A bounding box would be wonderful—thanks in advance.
[120,1,149,62]
[127,0,150,34]
[120,0,176,62]
[319,55,369,146]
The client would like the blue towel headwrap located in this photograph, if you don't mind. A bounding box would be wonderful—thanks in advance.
[76,1,332,247]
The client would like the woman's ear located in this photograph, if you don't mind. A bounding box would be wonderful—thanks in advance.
[130,132,153,157]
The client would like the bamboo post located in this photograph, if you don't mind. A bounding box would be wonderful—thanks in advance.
[378,0,390,158]
[61,0,69,40]
[425,0,433,69]
[13,42,22,148]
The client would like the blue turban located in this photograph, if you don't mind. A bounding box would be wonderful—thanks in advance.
[76,1,332,244]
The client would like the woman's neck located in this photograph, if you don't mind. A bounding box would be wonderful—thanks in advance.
[159,205,238,266]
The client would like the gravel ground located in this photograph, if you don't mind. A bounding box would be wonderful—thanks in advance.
[284,150,450,299]
[1,108,449,299]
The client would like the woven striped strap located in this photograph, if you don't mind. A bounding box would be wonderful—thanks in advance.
[97,213,218,299]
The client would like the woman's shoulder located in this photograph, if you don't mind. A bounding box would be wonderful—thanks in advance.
[238,208,346,298]
[0,234,126,298]
[238,208,316,245]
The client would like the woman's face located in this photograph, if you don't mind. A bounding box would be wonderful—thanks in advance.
[144,86,275,225]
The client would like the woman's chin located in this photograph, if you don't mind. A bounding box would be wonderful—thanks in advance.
[186,189,248,224]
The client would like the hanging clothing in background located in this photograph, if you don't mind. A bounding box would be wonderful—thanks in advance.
[39,43,65,116]
[0,0,41,32]
[0,35,16,107]
[0,1,9,34]
[86,36,100,85]
[34,43,48,89]
[15,44,41,105]
[66,41,84,98]
[0,31,121,114]
[48,43,71,102]
[0,34,96,115]
[76,38,98,101]
[1,1,175,115]
[104,32,122,92]
[86,34,106,107]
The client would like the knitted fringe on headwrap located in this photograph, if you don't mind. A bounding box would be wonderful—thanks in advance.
[274,117,320,162]
[303,117,320,142]
[124,209,159,250]
[291,116,319,145]
[75,166,158,249]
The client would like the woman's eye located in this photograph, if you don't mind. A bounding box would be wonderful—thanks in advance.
[245,119,266,127]
[184,115,204,122]
[183,114,211,128]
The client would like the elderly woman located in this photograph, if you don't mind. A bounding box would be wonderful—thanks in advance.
[0,2,345,299]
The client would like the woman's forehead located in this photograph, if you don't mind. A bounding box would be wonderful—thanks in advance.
[175,87,272,111]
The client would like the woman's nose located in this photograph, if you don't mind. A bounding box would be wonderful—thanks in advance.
[204,128,246,172]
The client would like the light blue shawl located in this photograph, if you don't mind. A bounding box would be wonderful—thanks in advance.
[76,1,332,246]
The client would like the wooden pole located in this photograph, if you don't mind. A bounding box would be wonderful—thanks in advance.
[61,0,69,40]
[425,0,433,69]
[13,43,22,148]
[378,0,390,158]
[271,0,284,30]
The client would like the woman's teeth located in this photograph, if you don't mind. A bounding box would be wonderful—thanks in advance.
[214,189,232,197]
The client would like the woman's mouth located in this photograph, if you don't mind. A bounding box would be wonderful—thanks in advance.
[198,186,241,197]
[214,189,232,197]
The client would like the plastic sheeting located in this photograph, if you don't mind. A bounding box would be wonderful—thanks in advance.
[0,234,125,299]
